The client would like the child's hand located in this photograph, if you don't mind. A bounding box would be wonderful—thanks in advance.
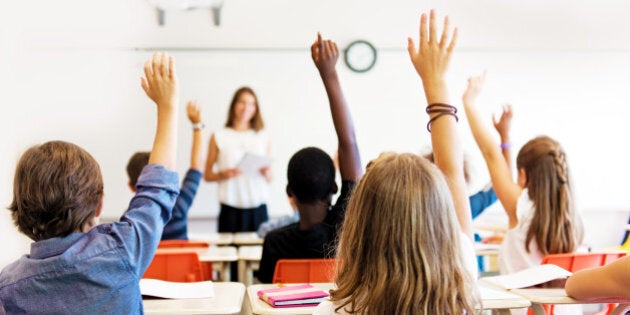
[141,52,178,108]
[462,72,486,106]
[407,10,457,84]
[493,104,513,138]
[187,100,202,124]
[311,33,339,78]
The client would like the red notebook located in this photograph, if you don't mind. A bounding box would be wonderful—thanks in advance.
[257,284,330,308]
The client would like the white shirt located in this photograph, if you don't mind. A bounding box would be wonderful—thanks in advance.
[213,127,269,208]
[498,189,544,275]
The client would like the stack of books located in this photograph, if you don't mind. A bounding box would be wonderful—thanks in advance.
[257,284,329,308]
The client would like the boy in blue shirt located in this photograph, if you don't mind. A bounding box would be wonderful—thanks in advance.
[0,52,181,314]
[126,101,205,240]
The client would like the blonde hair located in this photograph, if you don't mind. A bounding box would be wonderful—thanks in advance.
[517,136,583,255]
[330,153,478,314]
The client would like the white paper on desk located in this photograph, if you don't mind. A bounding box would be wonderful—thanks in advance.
[140,279,215,299]
[479,285,525,300]
[237,153,272,177]
[479,264,572,290]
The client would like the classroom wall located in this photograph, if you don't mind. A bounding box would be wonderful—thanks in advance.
[2,0,630,267]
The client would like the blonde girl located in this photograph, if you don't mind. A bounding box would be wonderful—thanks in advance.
[314,10,479,314]
[462,73,583,274]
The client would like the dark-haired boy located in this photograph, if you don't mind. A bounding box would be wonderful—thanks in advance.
[256,35,363,283]
[0,53,181,313]
[127,101,205,240]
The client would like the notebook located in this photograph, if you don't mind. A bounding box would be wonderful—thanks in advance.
[257,284,329,308]
[140,279,215,299]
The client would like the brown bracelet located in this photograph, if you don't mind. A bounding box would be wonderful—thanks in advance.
[426,103,458,114]
[427,112,459,132]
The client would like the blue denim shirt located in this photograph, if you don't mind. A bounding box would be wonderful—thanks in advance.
[0,164,179,315]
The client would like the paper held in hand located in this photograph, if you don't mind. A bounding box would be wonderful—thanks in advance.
[140,279,215,299]
[237,153,272,177]
[479,264,572,290]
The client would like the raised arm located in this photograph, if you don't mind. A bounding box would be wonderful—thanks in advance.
[186,100,204,172]
[565,255,630,300]
[407,11,472,239]
[311,33,362,182]
[462,73,521,228]
[493,104,513,171]
[141,52,178,170]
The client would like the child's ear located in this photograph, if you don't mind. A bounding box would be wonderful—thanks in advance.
[95,194,104,218]
[518,168,527,188]
[286,185,293,197]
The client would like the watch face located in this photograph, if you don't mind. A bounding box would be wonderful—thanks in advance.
[344,40,377,73]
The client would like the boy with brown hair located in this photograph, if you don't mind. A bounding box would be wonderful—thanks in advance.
[127,101,205,240]
[0,52,181,313]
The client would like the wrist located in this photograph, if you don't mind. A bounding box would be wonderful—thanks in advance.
[500,142,512,149]
[192,122,205,131]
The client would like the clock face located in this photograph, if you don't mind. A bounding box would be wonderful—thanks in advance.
[344,40,377,73]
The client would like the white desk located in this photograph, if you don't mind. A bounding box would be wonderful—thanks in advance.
[247,283,531,315]
[233,232,264,245]
[156,246,238,281]
[143,282,246,314]
[475,242,501,273]
[238,245,262,286]
[189,232,235,246]
[511,288,630,315]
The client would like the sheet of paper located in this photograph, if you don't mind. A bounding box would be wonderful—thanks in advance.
[140,279,215,299]
[237,153,272,177]
[479,264,572,290]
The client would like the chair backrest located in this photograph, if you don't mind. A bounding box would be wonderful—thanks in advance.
[272,258,337,283]
[143,252,204,282]
[158,240,210,248]
[541,252,626,272]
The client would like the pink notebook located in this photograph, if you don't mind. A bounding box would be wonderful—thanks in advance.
[257,284,330,308]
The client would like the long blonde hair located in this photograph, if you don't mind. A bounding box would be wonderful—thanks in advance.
[330,153,478,314]
[517,136,583,255]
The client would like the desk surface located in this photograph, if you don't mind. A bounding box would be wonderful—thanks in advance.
[234,232,264,245]
[239,245,263,260]
[248,283,530,314]
[189,232,234,245]
[143,282,245,314]
[156,246,238,262]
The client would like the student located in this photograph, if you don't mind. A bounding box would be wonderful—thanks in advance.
[462,72,584,274]
[126,100,205,240]
[204,86,271,232]
[256,33,363,283]
[565,255,630,300]
[0,52,180,313]
[315,11,479,314]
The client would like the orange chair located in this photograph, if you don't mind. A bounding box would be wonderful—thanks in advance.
[143,252,206,282]
[272,258,337,283]
[157,240,210,248]
[530,252,627,315]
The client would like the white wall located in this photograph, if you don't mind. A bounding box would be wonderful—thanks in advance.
[2,0,630,266]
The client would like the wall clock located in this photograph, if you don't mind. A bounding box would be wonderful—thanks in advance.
[344,40,377,73]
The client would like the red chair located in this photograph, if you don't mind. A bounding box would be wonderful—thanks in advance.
[157,240,210,248]
[143,252,206,282]
[530,252,626,315]
[272,259,337,283]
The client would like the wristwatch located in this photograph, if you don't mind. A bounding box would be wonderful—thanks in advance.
[192,122,205,131]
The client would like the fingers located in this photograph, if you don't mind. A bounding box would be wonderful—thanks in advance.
[429,9,437,44]
[439,15,450,49]
[447,27,458,53]
[419,13,428,47]
[160,53,168,77]
[407,37,417,58]
[168,55,175,79]
[152,52,161,78]
[141,77,149,94]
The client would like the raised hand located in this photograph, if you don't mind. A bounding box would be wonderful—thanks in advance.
[186,100,202,124]
[407,10,457,84]
[493,104,513,138]
[462,72,486,106]
[141,52,178,108]
[311,33,339,79]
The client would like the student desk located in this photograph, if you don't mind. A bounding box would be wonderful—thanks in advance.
[238,245,262,286]
[156,246,238,281]
[246,283,531,315]
[475,242,501,273]
[233,232,264,245]
[510,288,630,315]
[189,232,235,245]
[143,282,246,314]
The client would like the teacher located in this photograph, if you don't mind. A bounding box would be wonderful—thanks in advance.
[204,86,271,232]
